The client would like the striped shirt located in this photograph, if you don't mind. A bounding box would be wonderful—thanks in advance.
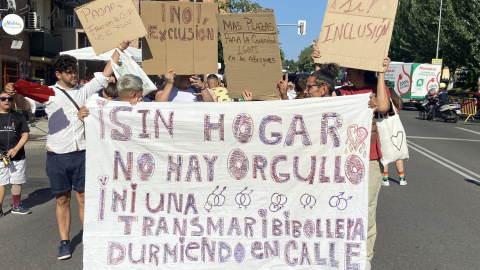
[27,72,109,153]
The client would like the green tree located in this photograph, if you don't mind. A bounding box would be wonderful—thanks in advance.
[389,0,439,63]
[283,59,297,73]
[296,46,314,73]
[390,0,480,91]
[216,0,262,12]
[441,0,480,90]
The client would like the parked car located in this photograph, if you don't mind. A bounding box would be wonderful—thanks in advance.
[448,92,480,117]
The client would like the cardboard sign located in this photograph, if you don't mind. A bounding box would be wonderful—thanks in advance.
[217,11,282,100]
[75,0,147,55]
[315,0,399,72]
[141,2,218,75]
[83,94,373,269]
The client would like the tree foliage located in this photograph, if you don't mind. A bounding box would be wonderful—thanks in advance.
[216,0,262,12]
[282,59,297,73]
[296,46,314,73]
[389,0,480,90]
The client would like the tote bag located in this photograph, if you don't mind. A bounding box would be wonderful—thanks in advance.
[110,49,157,96]
[376,100,409,165]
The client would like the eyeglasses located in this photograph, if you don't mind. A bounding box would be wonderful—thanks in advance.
[0,97,13,102]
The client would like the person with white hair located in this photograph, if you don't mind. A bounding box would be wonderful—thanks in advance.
[116,74,144,102]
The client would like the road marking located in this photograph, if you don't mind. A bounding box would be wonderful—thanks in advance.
[455,127,480,135]
[407,136,480,142]
[407,140,480,183]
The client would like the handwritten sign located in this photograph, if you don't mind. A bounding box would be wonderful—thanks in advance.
[315,0,399,72]
[83,94,373,269]
[141,2,218,75]
[217,11,282,100]
[75,0,147,55]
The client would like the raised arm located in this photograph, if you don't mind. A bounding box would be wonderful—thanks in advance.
[5,83,32,111]
[190,75,214,102]
[102,40,130,77]
[311,40,322,72]
[277,73,289,100]
[155,70,176,102]
[375,57,391,114]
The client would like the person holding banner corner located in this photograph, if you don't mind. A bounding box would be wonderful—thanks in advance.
[311,45,391,270]
[5,40,131,260]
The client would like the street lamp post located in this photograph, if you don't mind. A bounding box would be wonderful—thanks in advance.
[278,20,307,35]
[436,0,443,59]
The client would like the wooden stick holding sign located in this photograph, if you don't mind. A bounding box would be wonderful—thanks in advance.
[75,0,147,55]
[315,0,399,72]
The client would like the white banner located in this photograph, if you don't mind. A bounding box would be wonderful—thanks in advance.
[84,94,373,269]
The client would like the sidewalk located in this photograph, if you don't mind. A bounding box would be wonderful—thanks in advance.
[25,118,48,149]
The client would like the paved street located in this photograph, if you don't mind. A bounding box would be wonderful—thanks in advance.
[0,111,479,269]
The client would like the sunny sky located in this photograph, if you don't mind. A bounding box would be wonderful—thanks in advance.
[256,0,328,61]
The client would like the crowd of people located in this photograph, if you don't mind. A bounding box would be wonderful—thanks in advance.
[0,40,408,270]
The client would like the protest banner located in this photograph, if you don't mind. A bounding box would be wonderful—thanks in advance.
[217,11,282,100]
[75,0,147,55]
[315,0,399,72]
[141,2,218,75]
[83,94,373,269]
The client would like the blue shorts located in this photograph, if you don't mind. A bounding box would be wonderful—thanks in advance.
[46,150,86,195]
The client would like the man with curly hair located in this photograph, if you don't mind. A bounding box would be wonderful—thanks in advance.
[6,40,130,260]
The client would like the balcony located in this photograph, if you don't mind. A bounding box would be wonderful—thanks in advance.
[30,32,62,59]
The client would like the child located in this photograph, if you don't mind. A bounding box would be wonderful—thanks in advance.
[382,82,407,186]
[0,90,30,216]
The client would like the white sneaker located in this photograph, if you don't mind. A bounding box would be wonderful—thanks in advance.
[366,260,372,270]
[382,179,389,186]
[399,179,407,186]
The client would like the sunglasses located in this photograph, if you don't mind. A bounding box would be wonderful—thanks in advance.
[0,97,13,102]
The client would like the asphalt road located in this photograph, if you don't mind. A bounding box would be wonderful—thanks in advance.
[374,109,480,270]
[0,110,479,270]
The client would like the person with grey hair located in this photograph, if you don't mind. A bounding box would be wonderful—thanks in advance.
[78,74,148,122]
[116,74,144,102]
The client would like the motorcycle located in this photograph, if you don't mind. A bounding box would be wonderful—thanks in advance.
[419,97,461,123]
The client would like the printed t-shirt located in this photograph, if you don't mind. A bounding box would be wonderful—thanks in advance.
[0,111,30,161]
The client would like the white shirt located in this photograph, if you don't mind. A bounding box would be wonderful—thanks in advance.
[27,72,109,153]
[168,87,198,102]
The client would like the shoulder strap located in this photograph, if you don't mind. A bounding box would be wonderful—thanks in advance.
[56,87,80,111]
[334,88,342,97]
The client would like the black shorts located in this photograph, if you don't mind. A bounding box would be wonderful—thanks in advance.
[46,150,86,195]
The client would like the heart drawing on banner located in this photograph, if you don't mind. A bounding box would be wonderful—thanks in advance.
[391,131,404,151]
[97,175,109,188]
[96,99,109,108]
[347,125,368,150]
